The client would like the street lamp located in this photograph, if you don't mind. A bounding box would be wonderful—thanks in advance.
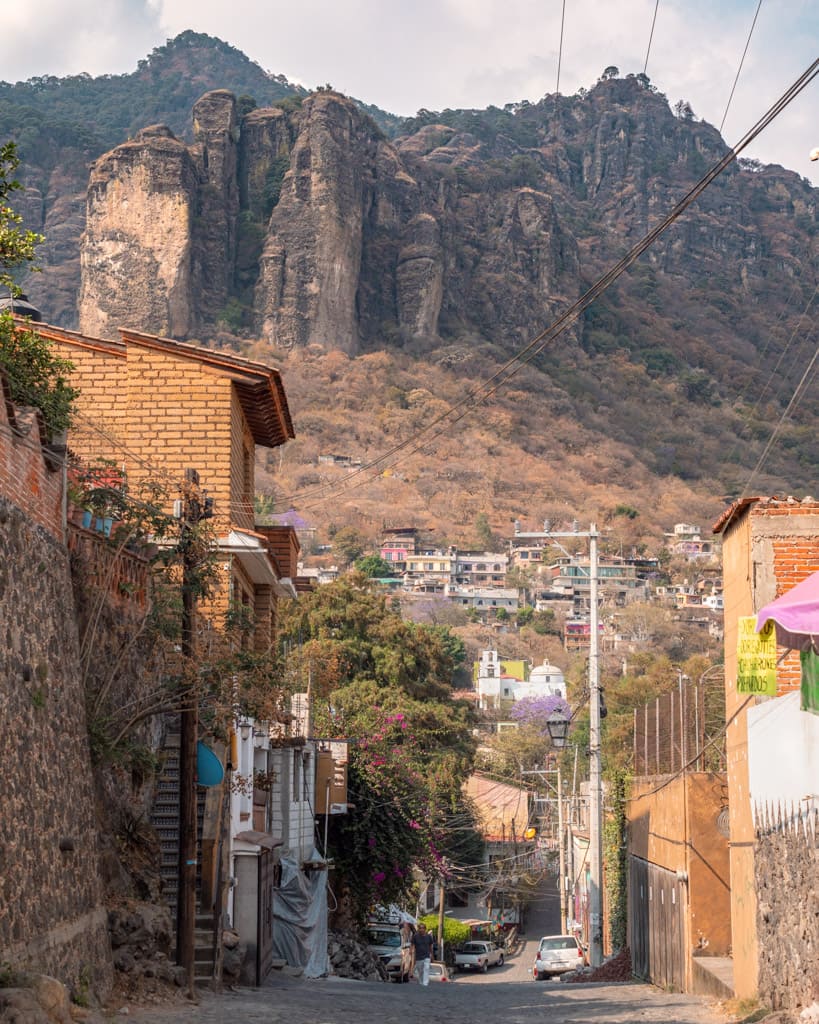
[513,520,603,966]
[546,711,569,748]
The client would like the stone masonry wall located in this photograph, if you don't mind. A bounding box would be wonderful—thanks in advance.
[0,495,113,1000]
[0,375,64,542]
[755,813,819,1013]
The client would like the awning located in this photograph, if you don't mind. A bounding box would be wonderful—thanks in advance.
[219,529,292,591]
[756,570,819,650]
[235,830,283,849]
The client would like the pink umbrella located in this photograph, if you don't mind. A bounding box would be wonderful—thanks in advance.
[756,570,819,650]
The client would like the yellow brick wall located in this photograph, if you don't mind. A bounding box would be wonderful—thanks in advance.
[48,339,129,461]
[122,347,234,531]
[46,327,275,645]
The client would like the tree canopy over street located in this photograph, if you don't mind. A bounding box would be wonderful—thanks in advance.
[278,575,481,920]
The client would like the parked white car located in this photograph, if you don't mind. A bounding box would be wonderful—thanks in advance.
[532,934,585,979]
[427,961,452,982]
[454,940,504,973]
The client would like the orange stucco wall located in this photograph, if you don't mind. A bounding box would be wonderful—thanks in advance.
[628,772,731,975]
[720,498,819,999]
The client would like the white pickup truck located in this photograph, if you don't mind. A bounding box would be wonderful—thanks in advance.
[453,940,505,973]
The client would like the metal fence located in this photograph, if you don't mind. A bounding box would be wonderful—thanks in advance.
[633,672,726,776]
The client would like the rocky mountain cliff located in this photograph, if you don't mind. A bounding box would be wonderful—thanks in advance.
[6,39,819,533]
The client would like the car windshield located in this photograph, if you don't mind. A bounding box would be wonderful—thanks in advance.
[540,937,578,951]
[462,943,485,953]
[368,929,400,947]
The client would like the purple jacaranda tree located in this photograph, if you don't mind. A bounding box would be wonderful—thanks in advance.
[509,694,572,735]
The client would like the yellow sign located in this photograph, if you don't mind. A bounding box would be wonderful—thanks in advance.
[736,617,777,695]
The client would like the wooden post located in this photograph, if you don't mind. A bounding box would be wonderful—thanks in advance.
[177,468,201,998]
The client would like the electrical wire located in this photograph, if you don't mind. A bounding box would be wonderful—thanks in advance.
[740,343,819,498]
[280,57,819,515]
[643,0,660,75]
[720,276,819,470]
[555,0,567,96]
[720,0,764,133]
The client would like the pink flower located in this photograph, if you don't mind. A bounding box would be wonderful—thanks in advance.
[409,820,421,830]
[373,871,386,885]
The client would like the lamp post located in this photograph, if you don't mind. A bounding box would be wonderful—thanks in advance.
[516,521,603,966]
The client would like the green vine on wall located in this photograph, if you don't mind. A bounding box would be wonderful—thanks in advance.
[603,766,629,953]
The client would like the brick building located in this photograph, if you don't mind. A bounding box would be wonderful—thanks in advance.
[714,495,819,1004]
[27,320,298,645]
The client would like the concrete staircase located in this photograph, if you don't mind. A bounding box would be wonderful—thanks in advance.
[691,956,734,999]
[194,913,217,985]
[150,725,215,982]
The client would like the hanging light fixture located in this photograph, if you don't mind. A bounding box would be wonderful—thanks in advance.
[546,711,569,748]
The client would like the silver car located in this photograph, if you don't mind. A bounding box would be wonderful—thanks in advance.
[532,934,585,979]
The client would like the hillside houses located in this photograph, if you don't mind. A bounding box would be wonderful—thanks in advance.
[347,521,723,651]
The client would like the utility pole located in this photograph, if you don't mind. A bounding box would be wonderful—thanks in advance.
[437,877,446,963]
[557,762,567,935]
[177,468,204,996]
[587,524,603,967]
[514,520,603,966]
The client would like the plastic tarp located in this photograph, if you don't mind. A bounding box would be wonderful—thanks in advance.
[271,853,329,978]
[756,570,819,651]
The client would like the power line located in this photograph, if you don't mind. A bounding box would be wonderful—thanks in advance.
[282,57,819,514]
[643,0,660,75]
[720,0,764,132]
[721,279,819,470]
[555,0,567,96]
[740,343,819,498]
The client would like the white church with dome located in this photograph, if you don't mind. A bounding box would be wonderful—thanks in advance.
[474,650,566,710]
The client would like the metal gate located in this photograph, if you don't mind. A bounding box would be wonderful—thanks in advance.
[629,856,687,991]
[256,849,275,985]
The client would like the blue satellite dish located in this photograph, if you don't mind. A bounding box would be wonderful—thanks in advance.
[196,741,224,787]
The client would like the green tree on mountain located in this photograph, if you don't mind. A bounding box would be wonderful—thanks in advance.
[0,141,77,437]
[0,141,43,295]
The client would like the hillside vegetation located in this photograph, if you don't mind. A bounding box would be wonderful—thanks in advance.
[3,34,818,542]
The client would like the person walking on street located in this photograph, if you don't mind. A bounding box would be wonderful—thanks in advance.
[411,922,434,986]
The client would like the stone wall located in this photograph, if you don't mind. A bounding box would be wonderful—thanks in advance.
[0,495,113,1000]
[755,810,819,1013]
[0,374,64,541]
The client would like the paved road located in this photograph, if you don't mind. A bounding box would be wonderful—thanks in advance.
[115,880,728,1024]
[116,971,729,1024]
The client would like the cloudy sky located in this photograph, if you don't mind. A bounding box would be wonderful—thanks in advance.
[2,0,818,184]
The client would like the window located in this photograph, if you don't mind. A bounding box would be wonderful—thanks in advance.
[302,752,310,802]
[243,443,253,514]
[292,749,300,801]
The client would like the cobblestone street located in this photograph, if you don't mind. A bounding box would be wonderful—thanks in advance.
[116,971,730,1024]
